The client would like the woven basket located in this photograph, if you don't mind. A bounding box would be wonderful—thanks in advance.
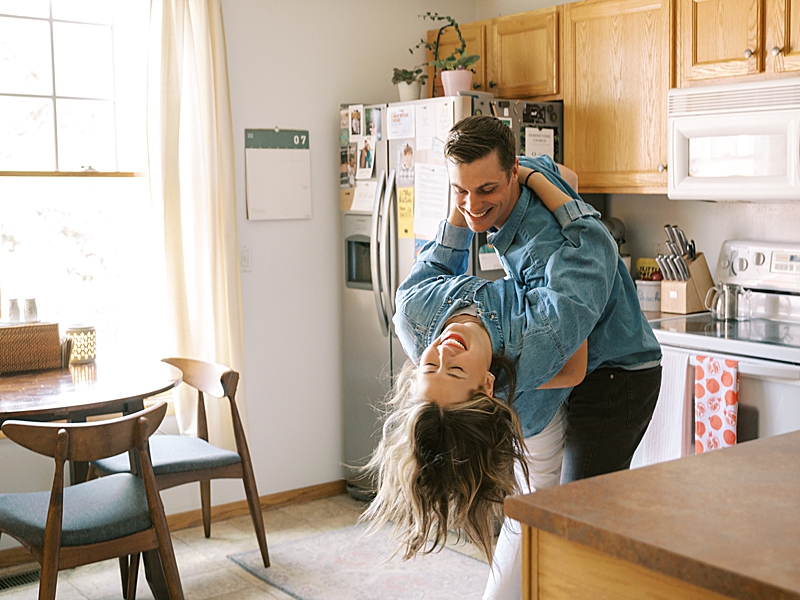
[0,322,62,375]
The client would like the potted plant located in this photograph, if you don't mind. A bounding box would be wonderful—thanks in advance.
[411,12,480,96]
[392,66,428,102]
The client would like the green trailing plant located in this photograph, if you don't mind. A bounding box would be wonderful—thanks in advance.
[410,12,480,71]
[391,66,428,85]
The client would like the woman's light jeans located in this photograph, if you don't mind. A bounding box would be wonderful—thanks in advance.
[482,404,566,600]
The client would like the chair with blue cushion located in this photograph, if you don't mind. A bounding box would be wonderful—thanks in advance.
[90,357,269,568]
[0,402,183,600]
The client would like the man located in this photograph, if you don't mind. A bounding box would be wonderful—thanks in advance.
[443,115,662,600]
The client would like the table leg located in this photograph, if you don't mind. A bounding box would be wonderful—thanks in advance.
[142,548,170,600]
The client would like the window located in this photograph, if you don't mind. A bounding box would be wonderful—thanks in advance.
[0,0,146,172]
[0,0,168,364]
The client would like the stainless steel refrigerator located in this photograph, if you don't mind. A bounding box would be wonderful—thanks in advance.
[340,94,564,499]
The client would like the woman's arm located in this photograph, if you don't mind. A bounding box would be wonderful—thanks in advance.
[538,340,587,389]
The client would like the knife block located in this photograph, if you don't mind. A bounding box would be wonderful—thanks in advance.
[660,253,714,314]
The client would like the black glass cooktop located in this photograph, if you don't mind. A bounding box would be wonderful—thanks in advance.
[649,313,800,351]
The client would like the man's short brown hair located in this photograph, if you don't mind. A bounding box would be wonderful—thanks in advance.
[444,115,517,175]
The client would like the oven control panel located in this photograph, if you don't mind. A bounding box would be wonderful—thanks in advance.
[717,240,800,294]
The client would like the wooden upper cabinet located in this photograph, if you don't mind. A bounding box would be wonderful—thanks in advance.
[426,21,487,97]
[676,0,762,83]
[676,0,800,85]
[487,8,560,98]
[563,0,670,193]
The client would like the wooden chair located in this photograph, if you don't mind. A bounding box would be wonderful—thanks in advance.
[91,358,270,568]
[0,402,183,600]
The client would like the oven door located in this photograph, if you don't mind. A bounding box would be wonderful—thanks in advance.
[678,346,800,440]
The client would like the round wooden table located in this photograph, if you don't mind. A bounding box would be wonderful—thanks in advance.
[0,360,182,425]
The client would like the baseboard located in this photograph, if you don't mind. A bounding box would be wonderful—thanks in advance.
[166,479,347,531]
[0,479,348,570]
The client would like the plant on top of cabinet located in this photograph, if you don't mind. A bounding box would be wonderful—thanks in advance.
[412,12,480,96]
[392,66,428,101]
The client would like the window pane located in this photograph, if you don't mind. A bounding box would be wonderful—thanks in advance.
[56,98,116,171]
[53,21,113,99]
[52,0,112,24]
[0,177,169,364]
[0,96,55,170]
[0,16,53,95]
[0,0,49,18]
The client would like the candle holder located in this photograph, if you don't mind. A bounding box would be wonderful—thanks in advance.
[66,324,97,364]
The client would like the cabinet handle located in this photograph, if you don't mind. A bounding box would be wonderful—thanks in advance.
[658,163,667,173]
[744,48,754,59]
[472,82,481,89]
[488,80,497,88]
[772,46,783,56]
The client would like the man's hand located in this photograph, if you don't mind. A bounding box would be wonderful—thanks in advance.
[448,202,468,228]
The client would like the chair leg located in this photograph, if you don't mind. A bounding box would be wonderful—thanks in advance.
[241,464,270,567]
[200,480,211,538]
[126,553,140,600]
[119,556,129,599]
[37,561,59,600]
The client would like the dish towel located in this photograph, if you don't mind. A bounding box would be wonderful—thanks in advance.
[640,348,694,466]
[693,355,739,453]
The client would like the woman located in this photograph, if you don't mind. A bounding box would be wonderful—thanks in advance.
[361,165,597,563]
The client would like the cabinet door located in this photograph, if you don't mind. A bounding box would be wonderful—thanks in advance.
[488,8,560,98]
[766,0,800,73]
[426,22,486,97]
[563,0,670,193]
[676,0,762,83]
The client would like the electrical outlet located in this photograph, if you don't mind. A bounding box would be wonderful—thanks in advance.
[240,245,252,272]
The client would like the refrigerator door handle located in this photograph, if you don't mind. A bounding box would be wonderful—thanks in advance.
[381,170,397,330]
[370,170,390,337]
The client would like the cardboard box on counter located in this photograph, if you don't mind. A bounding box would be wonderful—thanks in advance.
[660,252,714,314]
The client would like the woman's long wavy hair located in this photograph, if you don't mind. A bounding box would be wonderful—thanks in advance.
[359,354,528,562]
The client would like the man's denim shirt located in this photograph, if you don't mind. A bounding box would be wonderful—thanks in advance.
[393,155,661,437]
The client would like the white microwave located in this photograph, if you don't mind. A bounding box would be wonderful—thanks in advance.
[668,78,800,202]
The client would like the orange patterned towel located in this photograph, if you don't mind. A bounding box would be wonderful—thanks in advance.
[694,356,739,453]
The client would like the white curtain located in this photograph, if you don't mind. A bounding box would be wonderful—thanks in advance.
[147,0,246,449]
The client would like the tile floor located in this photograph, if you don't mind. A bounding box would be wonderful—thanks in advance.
[0,494,487,599]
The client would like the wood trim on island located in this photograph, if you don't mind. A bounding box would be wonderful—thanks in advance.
[0,479,347,569]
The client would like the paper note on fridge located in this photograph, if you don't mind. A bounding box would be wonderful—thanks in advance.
[524,127,555,159]
[351,180,378,212]
[413,163,449,240]
[387,105,415,139]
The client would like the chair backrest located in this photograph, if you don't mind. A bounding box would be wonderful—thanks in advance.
[161,357,238,400]
[0,402,168,463]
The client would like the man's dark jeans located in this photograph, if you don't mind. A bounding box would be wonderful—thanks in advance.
[561,364,662,484]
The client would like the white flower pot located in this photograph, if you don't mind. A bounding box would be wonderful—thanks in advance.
[397,81,421,102]
[441,69,473,96]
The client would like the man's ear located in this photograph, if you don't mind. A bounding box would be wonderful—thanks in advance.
[510,157,520,183]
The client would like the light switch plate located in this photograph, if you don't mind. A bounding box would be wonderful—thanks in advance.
[240,245,252,272]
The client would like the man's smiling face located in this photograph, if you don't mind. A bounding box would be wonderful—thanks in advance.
[447,151,520,233]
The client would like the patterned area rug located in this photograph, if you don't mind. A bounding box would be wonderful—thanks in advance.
[228,524,489,600]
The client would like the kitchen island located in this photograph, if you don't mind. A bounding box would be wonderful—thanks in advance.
[505,430,800,599]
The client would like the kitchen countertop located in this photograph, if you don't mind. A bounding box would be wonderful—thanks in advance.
[505,431,800,599]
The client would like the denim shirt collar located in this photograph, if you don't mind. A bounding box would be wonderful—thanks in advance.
[486,186,531,255]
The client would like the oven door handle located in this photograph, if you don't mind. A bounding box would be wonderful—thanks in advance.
[738,361,800,380]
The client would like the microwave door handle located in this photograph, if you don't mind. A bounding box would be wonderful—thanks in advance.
[370,170,390,337]
[738,361,800,380]
[380,170,397,332]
